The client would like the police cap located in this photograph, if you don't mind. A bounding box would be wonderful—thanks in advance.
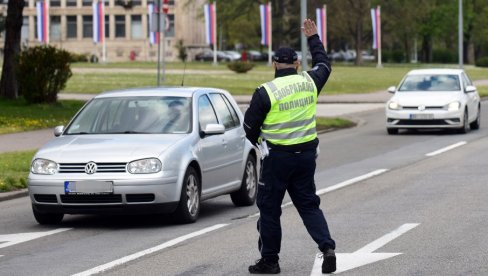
[273,47,298,64]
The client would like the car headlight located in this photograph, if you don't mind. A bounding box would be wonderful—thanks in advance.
[447,101,461,111]
[127,158,162,174]
[388,101,401,110]
[31,159,58,175]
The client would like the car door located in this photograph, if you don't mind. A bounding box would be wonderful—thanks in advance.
[196,94,228,194]
[209,93,245,187]
[461,73,479,121]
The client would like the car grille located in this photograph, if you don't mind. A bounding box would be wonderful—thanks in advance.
[34,194,58,203]
[402,106,444,110]
[60,194,122,203]
[396,119,449,125]
[58,163,127,173]
[126,194,155,203]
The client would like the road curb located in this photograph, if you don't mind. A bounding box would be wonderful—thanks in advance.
[0,189,28,202]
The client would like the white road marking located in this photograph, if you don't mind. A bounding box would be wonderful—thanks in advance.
[425,141,467,157]
[0,228,72,249]
[311,223,420,275]
[249,169,389,218]
[72,223,229,276]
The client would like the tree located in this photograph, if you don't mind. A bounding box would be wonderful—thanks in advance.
[0,0,25,100]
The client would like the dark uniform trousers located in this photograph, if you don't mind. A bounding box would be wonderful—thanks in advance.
[257,148,336,262]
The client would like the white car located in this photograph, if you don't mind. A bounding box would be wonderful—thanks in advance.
[385,69,481,134]
[28,87,257,224]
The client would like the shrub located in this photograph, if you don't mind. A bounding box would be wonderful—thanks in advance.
[69,52,89,63]
[17,45,73,103]
[227,61,254,73]
[475,57,488,67]
[432,49,456,63]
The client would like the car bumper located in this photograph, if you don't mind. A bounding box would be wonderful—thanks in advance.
[386,109,463,129]
[28,176,181,215]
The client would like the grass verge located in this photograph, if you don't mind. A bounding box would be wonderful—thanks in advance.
[0,150,35,192]
[0,116,355,193]
[0,99,85,134]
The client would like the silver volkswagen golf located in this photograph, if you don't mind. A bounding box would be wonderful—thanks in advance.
[28,87,257,224]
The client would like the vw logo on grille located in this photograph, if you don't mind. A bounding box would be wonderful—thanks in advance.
[418,105,426,111]
[85,162,97,174]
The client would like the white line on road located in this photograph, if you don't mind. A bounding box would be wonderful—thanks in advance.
[72,223,228,276]
[249,169,389,218]
[0,228,72,249]
[425,141,467,157]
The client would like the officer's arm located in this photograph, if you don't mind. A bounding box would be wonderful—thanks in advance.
[243,87,271,146]
[307,34,332,94]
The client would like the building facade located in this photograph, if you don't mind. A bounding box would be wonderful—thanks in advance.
[1,0,208,62]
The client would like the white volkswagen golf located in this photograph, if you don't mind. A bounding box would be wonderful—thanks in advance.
[386,69,481,134]
[28,87,257,224]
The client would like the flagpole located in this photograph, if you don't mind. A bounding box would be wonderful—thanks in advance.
[213,1,217,65]
[157,0,162,86]
[377,6,382,68]
[102,0,106,63]
[268,2,272,66]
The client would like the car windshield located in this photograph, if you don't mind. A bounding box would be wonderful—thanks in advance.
[398,74,461,92]
[65,96,191,135]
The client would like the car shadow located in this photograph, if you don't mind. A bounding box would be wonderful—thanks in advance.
[392,129,469,136]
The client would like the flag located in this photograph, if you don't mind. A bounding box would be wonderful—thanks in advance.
[260,3,271,45]
[371,7,381,50]
[148,2,159,45]
[36,0,49,43]
[93,0,105,43]
[316,6,327,49]
[204,3,216,45]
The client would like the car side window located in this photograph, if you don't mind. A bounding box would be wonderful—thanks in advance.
[198,95,218,130]
[209,93,238,129]
[461,73,472,89]
[222,94,241,126]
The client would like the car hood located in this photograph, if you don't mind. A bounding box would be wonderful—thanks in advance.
[391,92,462,106]
[34,134,188,163]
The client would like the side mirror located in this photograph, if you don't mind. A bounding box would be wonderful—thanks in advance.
[465,85,477,93]
[201,123,225,136]
[387,86,396,93]
[54,125,65,137]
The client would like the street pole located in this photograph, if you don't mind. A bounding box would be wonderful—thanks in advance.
[300,0,308,71]
[157,0,162,86]
[458,0,463,69]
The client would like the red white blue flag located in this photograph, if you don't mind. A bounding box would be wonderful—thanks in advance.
[148,2,159,45]
[316,6,327,50]
[204,3,216,45]
[371,7,381,50]
[260,3,271,46]
[93,0,105,43]
[36,0,49,43]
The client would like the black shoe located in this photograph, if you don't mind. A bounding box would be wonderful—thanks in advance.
[249,258,280,274]
[322,249,336,274]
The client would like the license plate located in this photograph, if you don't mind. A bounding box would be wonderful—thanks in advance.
[409,113,434,120]
[64,181,113,194]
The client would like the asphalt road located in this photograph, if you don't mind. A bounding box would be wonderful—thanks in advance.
[1,103,488,275]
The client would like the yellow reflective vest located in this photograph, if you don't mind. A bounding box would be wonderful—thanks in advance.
[260,71,318,145]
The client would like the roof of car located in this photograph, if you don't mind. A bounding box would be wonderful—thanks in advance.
[407,68,464,75]
[94,86,227,98]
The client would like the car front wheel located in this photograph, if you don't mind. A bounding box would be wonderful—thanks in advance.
[470,106,481,130]
[458,110,469,134]
[230,155,257,206]
[32,205,64,225]
[173,167,200,223]
[387,128,399,135]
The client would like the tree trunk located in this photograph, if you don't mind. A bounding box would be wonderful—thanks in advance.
[0,0,25,100]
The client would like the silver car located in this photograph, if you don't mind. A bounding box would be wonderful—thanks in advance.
[28,87,258,224]
[386,69,481,134]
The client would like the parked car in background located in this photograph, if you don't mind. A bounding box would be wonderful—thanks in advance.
[223,51,242,61]
[28,87,258,224]
[195,50,231,62]
[385,69,480,134]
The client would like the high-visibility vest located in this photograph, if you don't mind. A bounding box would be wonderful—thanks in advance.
[260,71,318,145]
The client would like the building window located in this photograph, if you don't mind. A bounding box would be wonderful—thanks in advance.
[105,15,110,38]
[82,0,91,6]
[115,15,125,38]
[50,0,61,7]
[50,16,61,40]
[131,15,142,39]
[66,0,77,7]
[83,15,93,38]
[165,14,175,38]
[132,0,142,6]
[67,16,77,39]
[21,16,29,44]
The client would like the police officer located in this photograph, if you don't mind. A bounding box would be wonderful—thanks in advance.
[245,19,336,274]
